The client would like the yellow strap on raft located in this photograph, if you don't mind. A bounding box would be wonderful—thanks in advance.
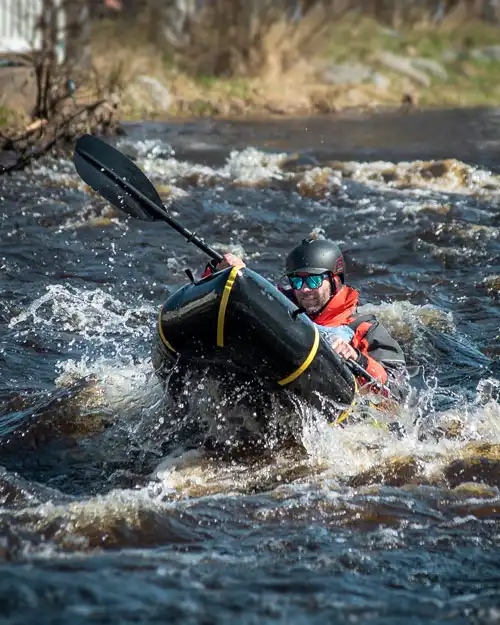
[332,378,359,426]
[157,305,177,354]
[217,264,245,347]
[277,324,320,386]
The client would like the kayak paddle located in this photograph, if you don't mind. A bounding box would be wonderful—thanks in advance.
[73,134,223,264]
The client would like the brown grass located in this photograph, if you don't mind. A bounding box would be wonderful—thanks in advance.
[89,15,391,120]
[89,2,369,118]
[171,0,338,80]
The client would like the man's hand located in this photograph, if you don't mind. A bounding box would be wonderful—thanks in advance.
[330,337,357,361]
[216,253,246,271]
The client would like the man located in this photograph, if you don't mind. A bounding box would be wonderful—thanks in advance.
[204,237,406,397]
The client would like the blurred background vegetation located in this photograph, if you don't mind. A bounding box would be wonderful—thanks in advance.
[3,0,500,124]
[89,0,500,117]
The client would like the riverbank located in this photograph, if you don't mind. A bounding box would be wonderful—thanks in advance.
[93,15,500,120]
[2,15,500,128]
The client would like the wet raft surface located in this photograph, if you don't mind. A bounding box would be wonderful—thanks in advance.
[0,108,499,624]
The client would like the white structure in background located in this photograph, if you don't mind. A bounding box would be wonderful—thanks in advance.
[0,0,66,62]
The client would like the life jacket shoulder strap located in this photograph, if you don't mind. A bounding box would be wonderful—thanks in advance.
[346,313,377,335]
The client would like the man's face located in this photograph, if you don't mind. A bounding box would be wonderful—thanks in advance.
[289,273,332,314]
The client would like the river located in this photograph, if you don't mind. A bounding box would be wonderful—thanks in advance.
[0,107,499,624]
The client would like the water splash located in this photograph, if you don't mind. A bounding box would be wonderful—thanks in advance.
[8,285,155,344]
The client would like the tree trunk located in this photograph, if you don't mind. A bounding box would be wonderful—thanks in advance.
[63,0,91,70]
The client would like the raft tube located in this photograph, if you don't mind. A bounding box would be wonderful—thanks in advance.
[152,266,356,411]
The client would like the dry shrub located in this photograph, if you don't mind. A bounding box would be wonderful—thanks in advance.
[168,0,349,80]
[29,0,115,118]
[0,0,121,174]
[111,0,500,81]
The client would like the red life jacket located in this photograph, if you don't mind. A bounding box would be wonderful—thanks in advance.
[309,286,389,385]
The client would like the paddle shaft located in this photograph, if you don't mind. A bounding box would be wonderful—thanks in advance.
[346,357,397,400]
[78,145,223,264]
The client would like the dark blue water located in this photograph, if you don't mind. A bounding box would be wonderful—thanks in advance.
[0,108,499,624]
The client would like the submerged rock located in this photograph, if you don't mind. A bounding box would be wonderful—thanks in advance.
[443,457,500,488]
[280,152,320,173]
[348,456,424,488]
[482,275,500,297]
[295,167,343,199]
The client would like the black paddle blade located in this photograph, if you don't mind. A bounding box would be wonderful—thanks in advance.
[74,134,223,264]
[74,134,165,222]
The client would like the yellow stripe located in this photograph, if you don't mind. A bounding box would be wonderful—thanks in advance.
[157,305,177,353]
[278,325,320,386]
[217,265,244,347]
[333,410,350,426]
[333,378,359,426]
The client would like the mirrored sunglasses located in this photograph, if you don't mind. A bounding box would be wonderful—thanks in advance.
[288,273,329,290]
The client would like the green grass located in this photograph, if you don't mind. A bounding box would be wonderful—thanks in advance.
[324,15,500,107]
[0,105,14,127]
[326,15,500,61]
[194,74,251,99]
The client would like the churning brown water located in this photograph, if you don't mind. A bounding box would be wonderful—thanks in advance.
[0,107,499,624]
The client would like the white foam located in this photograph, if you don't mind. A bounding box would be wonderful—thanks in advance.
[9,284,155,343]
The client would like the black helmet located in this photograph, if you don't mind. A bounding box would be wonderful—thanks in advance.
[285,237,345,283]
